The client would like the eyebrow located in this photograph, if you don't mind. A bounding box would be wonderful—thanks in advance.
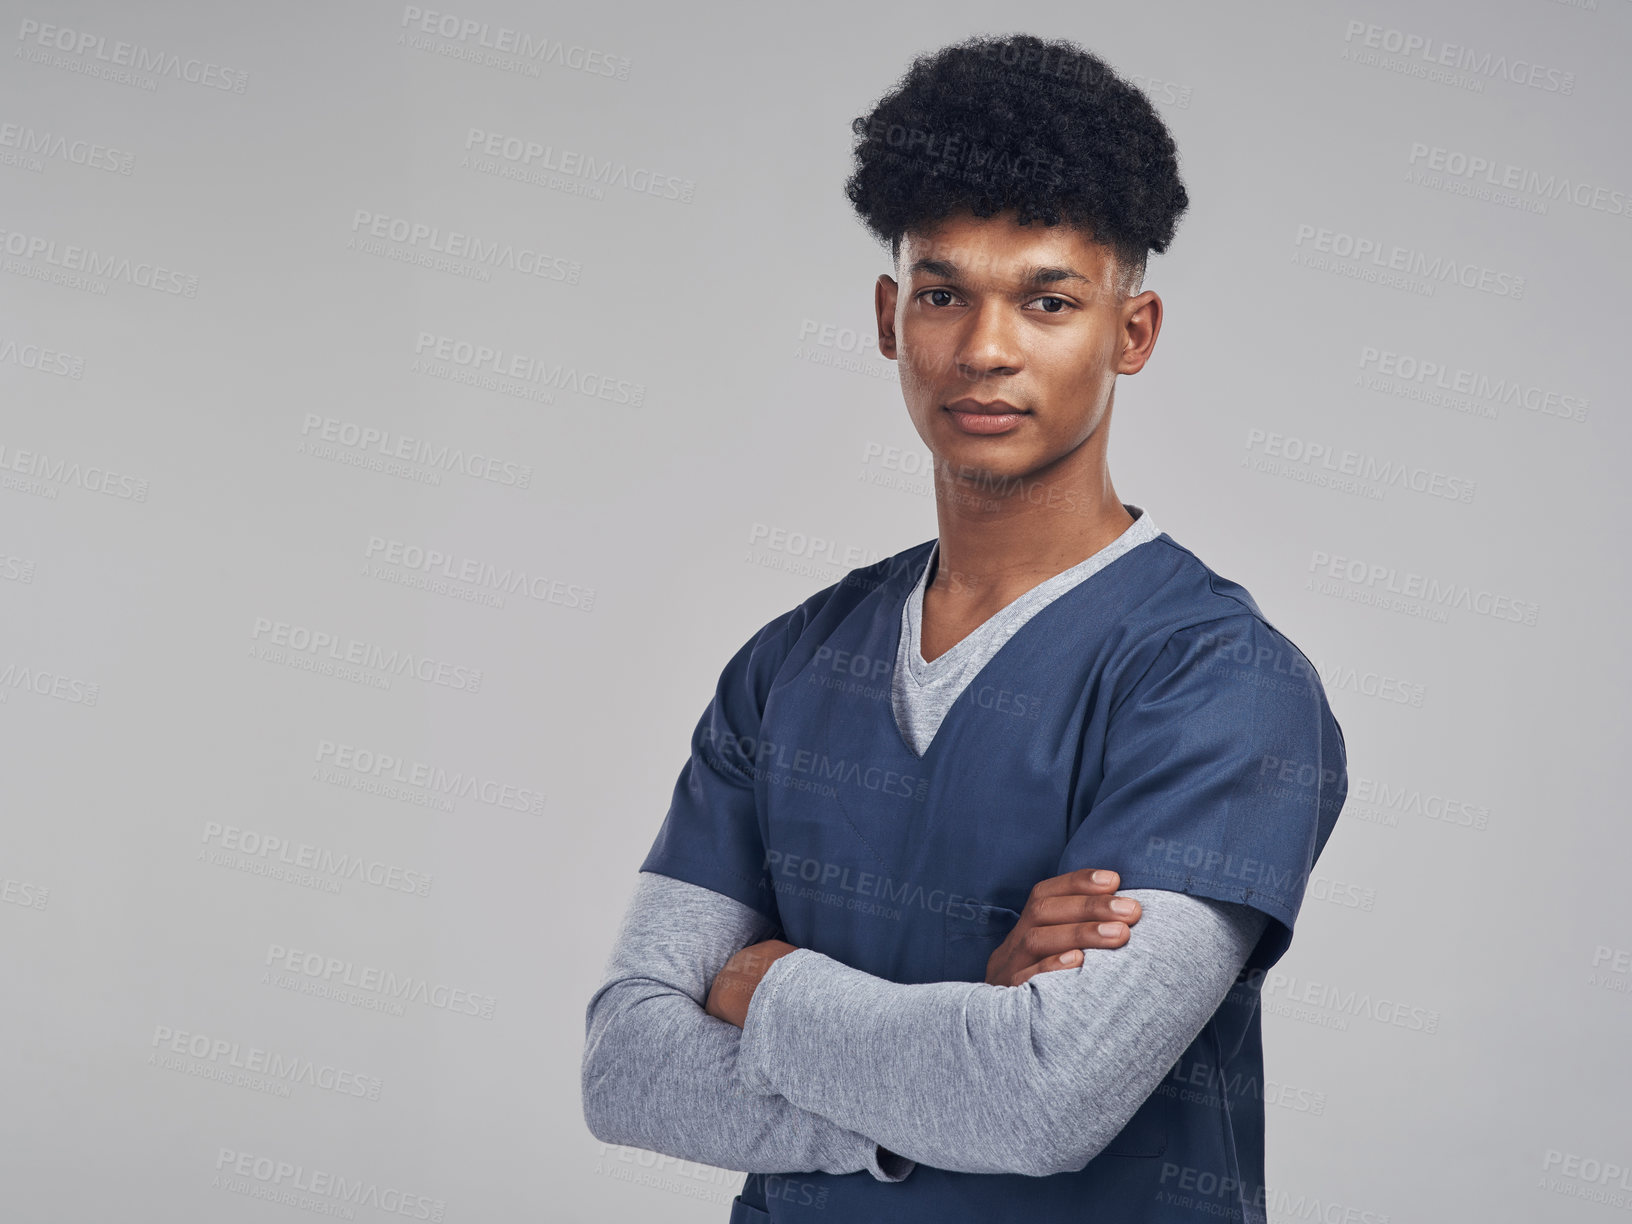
[905,258,1093,288]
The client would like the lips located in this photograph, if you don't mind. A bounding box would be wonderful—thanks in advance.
[943,398,1028,436]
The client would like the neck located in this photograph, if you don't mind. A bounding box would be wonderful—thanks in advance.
[927,443,1131,609]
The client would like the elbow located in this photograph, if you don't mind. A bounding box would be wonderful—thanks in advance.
[579,1047,613,1144]
[957,1106,1100,1178]
[580,1001,632,1148]
[580,973,700,1151]
[581,1102,624,1150]
[1002,1125,1111,1178]
[1006,1136,1099,1179]
[580,1049,632,1149]
[1023,1101,1162,1176]
[1008,1151,1076,1179]
[988,1087,1123,1178]
[581,1094,614,1147]
[1024,1136,1106,1178]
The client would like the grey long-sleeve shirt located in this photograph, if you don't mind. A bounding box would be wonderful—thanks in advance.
[582,503,1270,1178]
[584,871,1267,1179]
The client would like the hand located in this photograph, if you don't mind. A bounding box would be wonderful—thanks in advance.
[984,868,1142,987]
[705,939,799,1028]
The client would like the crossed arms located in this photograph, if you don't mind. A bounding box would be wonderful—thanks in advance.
[581,867,1267,1179]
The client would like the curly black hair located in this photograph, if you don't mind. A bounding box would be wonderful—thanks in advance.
[844,33,1189,292]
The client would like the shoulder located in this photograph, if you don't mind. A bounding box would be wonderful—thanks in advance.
[1112,534,1328,716]
[723,538,935,690]
[1136,531,1271,626]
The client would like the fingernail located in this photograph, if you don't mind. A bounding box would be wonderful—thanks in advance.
[1064,950,1082,964]
[1111,900,1136,916]
[1098,922,1123,937]
[1092,870,1114,884]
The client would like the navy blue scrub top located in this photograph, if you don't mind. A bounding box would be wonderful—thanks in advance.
[640,530,1349,1224]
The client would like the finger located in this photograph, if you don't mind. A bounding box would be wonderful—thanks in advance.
[1012,921,1133,962]
[1075,921,1133,949]
[1009,948,1084,987]
[1029,867,1120,901]
[1029,893,1143,927]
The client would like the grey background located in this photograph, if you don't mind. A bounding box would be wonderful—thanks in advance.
[2,1,1627,1221]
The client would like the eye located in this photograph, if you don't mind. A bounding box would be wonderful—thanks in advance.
[920,288,961,308]
[1028,296,1073,314]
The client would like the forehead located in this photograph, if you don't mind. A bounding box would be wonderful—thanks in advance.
[898,211,1115,284]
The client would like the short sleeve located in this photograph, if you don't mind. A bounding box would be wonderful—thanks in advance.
[1059,616,1348,974]
[638,604,811,924]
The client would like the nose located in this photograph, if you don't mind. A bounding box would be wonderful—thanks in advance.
[953,297,1021,379]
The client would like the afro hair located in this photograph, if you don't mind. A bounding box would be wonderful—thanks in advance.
[844,33,1189,292]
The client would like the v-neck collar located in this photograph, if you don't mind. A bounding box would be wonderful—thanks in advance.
[889,503,1158,759]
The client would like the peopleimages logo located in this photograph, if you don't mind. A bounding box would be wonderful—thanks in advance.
[348,210,581,283]
[762,851,991,922]
[151,1024,383,1100]
[1245,428,1477,503]
[1540,1149,1632,1202]
[1160,1059,1328,1116]
[0,336,86,379]
[252,616,484,692]
[1357,345,1589,424]
[747,523,883,568]
[1238,967,1441,1034]
[263,943,497,1019]
[1,874,49,910]
[362,535,596,612]
[462,127,695,202]
[1317,659,1427,708]
[701,727,929,803]
[0,120,134,173]
[411,332,644,406]
[315,739,546,814]
[0,439,149,501]
[14,18,251,92]
[1347,773,1491,832]
[212,1148,445,1220]
[1340,19,1576,94]
[1308,550,1539,626]
[0,659,99,705]
[398,6,630,79]
[201,820,434,896]
[0,223,199,296]
[1292,223,1524,298]
[1406,143,1628,217]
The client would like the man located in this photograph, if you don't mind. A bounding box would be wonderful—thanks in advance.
[582,32,1348,1224]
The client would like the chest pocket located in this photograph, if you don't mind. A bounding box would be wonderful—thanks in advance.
[942,902,1169,1161]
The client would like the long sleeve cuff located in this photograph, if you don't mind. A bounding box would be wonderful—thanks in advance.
[866,1144,916,1182]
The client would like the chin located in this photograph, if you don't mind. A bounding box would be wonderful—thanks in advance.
[934,444,1036,488]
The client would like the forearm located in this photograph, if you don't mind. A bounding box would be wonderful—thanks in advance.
[734,889,1269,1177]
[582,871,910,1180]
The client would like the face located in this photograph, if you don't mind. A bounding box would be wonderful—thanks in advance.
[873,208,1162,495]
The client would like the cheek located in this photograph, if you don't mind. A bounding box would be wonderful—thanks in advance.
[1043,355,1112,417]
[897,337,945,387]
[897,356,945,417]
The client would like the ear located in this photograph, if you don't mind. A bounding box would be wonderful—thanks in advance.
[1117,290,1163,376]
[875,274,900,361]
